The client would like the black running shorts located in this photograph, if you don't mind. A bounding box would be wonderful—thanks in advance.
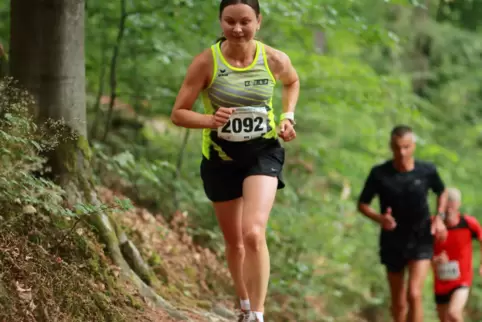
[380,242,433,273]
[200,141,285,202]
[434,286,469,305]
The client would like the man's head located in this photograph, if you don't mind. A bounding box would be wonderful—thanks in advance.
[446,187,462,217]
[390,124,416,163]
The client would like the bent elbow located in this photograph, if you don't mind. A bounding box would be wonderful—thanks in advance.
[170,111,181,126]
[357,202,365,213]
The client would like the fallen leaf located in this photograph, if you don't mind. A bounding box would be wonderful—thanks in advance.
[15,281,32,302]
[22,205,36,214]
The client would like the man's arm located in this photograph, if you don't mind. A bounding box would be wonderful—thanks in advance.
[465,216,482,270]
[357,168,382,224]
[430,165,447,218]
[435,190,448,217]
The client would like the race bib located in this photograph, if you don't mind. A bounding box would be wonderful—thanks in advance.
[437,261,460,281]
[217,106,269,142]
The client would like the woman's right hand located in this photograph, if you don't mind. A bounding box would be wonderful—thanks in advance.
[211,107,235,128]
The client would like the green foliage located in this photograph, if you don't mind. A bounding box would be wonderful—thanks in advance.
[78,0,482,320]
[0,78,132,222]
[4,0,482,320]
[0,77,141,322]
[0,78,65,217]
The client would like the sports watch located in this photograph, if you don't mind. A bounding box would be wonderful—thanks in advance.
[436,212,446,220]
[280,112,296,125]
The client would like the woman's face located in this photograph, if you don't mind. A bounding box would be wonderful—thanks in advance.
[220,4,261,44]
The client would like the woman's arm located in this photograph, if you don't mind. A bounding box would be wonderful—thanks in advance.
[170,50,215,129]
[266,46,300,116]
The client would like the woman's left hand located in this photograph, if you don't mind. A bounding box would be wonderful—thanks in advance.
[279,119,296,142]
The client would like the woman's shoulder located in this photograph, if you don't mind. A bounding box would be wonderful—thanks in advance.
[261,43,292,77]
[186,47,215,76]
[193,47,215,65]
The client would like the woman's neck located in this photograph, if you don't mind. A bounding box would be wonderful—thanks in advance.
[222,40,256,65]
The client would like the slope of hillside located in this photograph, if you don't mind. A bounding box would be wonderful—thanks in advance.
[1,185,245,322]
[99,187,238,321]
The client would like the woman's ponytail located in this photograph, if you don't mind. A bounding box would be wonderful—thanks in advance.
[214,35,226,44]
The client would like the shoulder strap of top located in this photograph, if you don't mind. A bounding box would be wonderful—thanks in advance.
[258,41,276,84]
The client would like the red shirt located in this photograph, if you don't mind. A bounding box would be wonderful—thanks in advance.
[433,214,482,295]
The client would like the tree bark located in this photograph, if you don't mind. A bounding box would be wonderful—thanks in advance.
[0,44,8,78]
[102,0,127,142]
[411,0,431,98]
[9,0,41,115]
[9,1,188,319]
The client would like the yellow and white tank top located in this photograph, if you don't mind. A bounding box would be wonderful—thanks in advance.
[201,40,277,161]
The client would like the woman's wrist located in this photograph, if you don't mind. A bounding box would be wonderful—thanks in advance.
[204,114,216,129]
[280,112,295,125]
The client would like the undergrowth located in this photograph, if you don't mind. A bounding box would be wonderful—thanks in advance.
[0,78,140,322]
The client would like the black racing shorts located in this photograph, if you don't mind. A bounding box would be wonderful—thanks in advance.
[200,142,285,202]
[380,242,433,273]
[434,286,469,305]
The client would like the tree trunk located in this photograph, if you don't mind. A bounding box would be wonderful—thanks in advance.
[9,1,187,319]
[411,0,431,98]
[9,0,41,115]
[0,44,8,78]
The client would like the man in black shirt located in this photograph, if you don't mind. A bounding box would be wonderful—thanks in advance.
[357,125,448,322]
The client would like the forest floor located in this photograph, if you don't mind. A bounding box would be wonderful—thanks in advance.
[0,186,239,322]
[99,186,238,322]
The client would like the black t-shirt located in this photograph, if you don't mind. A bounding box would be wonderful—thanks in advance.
[358,160,445,246]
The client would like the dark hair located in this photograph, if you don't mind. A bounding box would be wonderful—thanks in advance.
[390,124,413,137]
[215,0,261,43]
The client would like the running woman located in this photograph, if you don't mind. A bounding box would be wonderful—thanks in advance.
[170,1,300,321]
[432,187,482,322]
[357,125,448,322]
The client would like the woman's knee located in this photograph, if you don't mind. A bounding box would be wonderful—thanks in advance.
[243,224,266,252]
[225,240,245,255]
[390,297,407,315]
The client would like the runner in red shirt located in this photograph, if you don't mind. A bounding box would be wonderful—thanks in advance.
[432,188,482,322]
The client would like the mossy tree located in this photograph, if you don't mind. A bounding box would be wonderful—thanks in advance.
[8,1,186,319]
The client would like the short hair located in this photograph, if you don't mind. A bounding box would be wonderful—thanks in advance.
[447,187,462,202]
[391,124,413,137]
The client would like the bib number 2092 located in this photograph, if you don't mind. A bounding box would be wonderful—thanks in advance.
[221,117,264,134]
[217,106,269,142]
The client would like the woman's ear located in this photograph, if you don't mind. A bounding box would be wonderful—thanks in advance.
[257,14,263,30]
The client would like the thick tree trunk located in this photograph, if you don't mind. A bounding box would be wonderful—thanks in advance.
[37,0,86,136]
[9,1,187,319]
[9,0,41,115]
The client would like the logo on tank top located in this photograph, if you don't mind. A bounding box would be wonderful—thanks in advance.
[244,78,269,87]
[218,69,229,77]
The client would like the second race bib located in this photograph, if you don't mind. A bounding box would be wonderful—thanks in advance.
[437,261,460,281]
[217,106,269,142]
